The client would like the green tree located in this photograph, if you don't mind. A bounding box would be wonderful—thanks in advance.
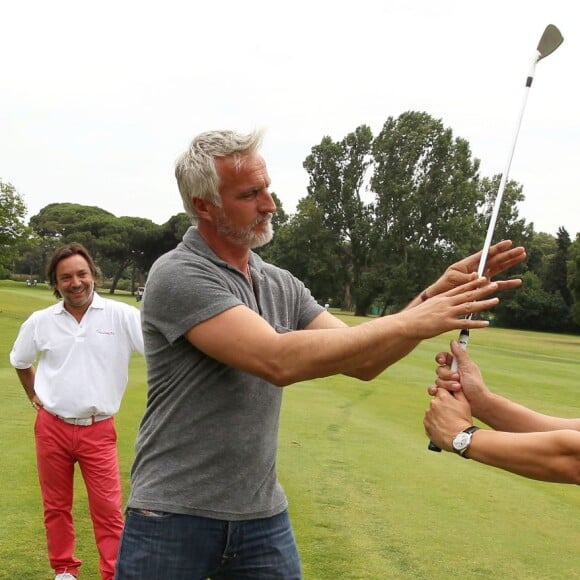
[476,175,532,265]
[102,216,162,293]
[269,192,288,232]
[156,213,192,256]
[371,111,483,310]
[0,179,30,276]
[543,226,572,306]
[264,197,343,305]
[29,203,163,293]
[29,203,118,256]
[494,271,573,332]
[568,233,580,326]
[303,126,374,314]
[525,231,557,279]
[12,234,54,281]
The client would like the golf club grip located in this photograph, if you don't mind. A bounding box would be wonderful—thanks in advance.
[427,330,470,452]
[450,329,470,372]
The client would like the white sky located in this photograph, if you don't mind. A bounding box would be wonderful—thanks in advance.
[2,0,579,237]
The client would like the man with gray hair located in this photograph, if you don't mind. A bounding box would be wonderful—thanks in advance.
[116,129,526,579]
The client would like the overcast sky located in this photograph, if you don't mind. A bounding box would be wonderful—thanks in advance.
[2,0,578,237]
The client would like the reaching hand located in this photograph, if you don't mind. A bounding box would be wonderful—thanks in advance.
[400,277,499,340]
[429,341,492,417]
[426,240,526,298]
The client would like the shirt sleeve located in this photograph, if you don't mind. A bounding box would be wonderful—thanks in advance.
[9,314,37,369]
[127,304,145,355]
[143,257,243,345]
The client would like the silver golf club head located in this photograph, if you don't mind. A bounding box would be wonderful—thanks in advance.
[537,24,564,60]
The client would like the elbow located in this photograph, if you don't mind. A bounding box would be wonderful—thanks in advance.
[346,369,379,382]
[253,339,388,386]
[555,432,580,485]
[569,459,580,485]
[346,359,391,382]
[562,432,580,485]
[265,366,376,388]
[258,359,297,387]
[267,372,295,388]
[561,464,580,485]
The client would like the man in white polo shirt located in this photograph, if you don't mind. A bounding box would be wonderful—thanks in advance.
[10,242,144,580]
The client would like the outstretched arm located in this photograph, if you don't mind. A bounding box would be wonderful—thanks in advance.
[187,277,500,386]
[466,428,580,484]
[186,241,524,386]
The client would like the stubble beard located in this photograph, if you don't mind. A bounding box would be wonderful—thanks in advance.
[63,283,95,311]
[216,212,274,249]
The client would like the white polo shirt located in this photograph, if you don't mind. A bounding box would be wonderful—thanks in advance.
[10,292,144,418]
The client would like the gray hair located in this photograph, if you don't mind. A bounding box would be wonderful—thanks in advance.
[175,129,264,225]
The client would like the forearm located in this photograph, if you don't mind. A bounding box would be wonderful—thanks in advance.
[467,429,580,484]
[15,367,37,401]
[343,340,418,380]
[474,393,580,433]
[302,309,419,380]
[274,317,420,384]
[284,279,498,384]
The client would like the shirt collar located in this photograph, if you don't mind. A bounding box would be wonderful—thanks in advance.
[53,291,105,314]
[181,226,265,275]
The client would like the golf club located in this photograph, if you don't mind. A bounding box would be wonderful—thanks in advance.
[428,24,564,452]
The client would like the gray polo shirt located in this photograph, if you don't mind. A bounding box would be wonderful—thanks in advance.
[127,227,324,520]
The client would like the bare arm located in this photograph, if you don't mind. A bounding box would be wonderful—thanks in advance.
[302,309,419,381]
[473,393,580,432]
[185,239,524,386]
[467,429,580,484]
[424,344,580,484]
[15,367,43,408]
[433,341,580,432]
[424,391,580,484]
[186,277,500,386]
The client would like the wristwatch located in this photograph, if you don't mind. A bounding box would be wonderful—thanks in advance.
[451,426,480,458]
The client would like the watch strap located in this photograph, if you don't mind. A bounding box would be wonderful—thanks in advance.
[455,425,480,458]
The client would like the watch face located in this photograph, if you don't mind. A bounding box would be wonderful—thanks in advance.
[453,432,470,451]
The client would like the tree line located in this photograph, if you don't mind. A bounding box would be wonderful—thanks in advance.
[2,111,579,333]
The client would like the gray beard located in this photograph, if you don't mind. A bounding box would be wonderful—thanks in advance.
[216,215,274,249]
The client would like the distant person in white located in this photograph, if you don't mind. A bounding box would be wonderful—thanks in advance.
[10,242,144,580]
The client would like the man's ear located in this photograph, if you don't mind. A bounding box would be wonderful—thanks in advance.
[192,197,212,221]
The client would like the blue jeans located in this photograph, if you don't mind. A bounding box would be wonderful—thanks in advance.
[115,509,302,579]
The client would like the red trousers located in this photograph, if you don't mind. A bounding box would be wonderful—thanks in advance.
[34,408,124,579]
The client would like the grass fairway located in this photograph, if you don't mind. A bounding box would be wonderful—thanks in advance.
[1,281,579,579]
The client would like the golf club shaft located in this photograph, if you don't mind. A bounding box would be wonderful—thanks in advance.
[448,51,539,374]
[427,23,565,452]
[428,67,536,452]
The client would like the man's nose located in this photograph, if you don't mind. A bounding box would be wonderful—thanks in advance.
[259,191,276,213]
